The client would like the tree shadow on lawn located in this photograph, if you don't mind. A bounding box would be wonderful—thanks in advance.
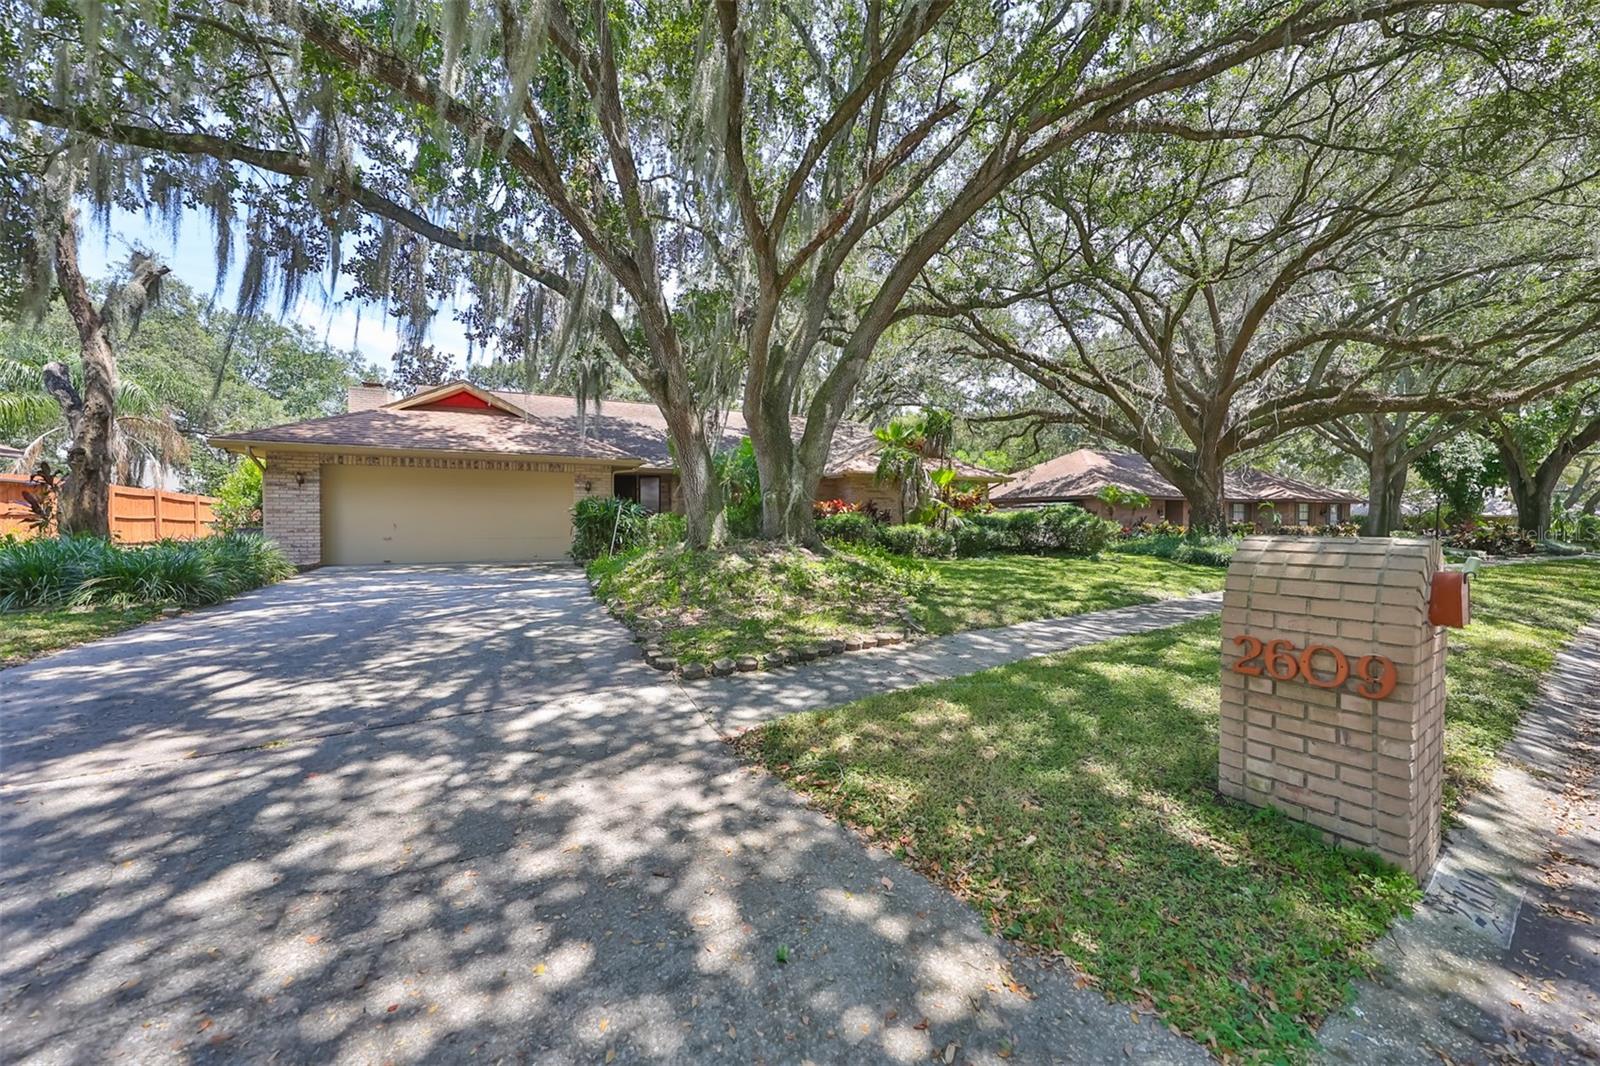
[913,554,1223,635]
[749,620,1421,1060]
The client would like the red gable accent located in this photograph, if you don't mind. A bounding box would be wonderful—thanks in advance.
[413,389,499,411]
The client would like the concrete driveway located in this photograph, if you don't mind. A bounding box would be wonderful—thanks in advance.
[1,566,1202,1065]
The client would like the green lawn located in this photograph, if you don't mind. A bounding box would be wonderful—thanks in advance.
[0,605,160,668]
[912,553,1223,635]
[588,544,930,665]
[590,545,1224,665]
[743,559,1600,1061]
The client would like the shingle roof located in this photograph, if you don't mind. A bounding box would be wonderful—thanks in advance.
[494,391,1007,481]
[209,407,639,463]
[213,382,1010,483]
[991,448,1361,504]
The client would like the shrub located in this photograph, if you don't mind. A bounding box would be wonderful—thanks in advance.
[953,514,1020,556]
[571,496,648,561]
[0,533,293,611]
[1112,532,1239,568]
[1442,521,1538,557]
[213,459,264,533]
[1541,539,1586,557]
[644,511,686,547]
[1008,509,1045,551]
[817,510,879,545]
[1037,504,1114,555]
[1172,538,1238,567]
[877,523,955,558]
[714,438,762,537]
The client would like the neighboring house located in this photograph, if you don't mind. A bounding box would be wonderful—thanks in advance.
[991,448,1362,528]
[211,381,1007,566]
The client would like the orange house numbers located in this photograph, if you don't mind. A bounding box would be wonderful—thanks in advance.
[1230,635,1398,700]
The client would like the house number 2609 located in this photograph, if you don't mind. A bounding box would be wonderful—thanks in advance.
[1231,635,1398,700]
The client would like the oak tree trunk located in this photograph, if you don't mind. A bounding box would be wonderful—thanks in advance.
[657,407,727,550]
[49,214,118,538]
[1365,447,1408,536]
[746,377,825,547]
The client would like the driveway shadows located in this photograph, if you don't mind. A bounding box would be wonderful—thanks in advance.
[1,566,1204,1064]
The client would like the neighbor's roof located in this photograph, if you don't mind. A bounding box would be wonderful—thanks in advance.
[992,448,1361,504]
[209,406,640,464]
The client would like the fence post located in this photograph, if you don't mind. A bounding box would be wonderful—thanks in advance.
[152,488,164,540]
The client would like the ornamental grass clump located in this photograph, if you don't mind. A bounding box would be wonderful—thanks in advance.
[0,533,293,611]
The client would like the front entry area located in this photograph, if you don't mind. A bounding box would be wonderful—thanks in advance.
[320,463,574,564]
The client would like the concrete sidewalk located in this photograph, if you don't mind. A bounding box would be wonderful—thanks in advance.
[1317,620,1600,1064]
[682,591,1225,733]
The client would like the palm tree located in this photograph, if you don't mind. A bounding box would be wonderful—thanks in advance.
[874,408,956,523]
[0,328,187,488]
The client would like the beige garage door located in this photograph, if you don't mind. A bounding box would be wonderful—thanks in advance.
[321,464,573,564]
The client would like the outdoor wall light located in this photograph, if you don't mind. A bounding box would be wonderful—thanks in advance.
[295,471,306,487]
[579,478,594,493]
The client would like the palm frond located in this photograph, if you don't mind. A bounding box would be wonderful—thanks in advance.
[116,415,191,464]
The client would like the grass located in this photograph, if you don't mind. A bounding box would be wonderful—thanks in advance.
[912,553,1224,635]
[590,545,1225,665]
[587,543,932,665]
[742,559,1600,1061]
[1,604,160,667]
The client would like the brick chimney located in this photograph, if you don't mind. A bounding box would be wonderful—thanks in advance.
[347,381,391,412]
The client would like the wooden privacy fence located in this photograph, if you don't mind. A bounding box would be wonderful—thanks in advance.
[1,473,219,542]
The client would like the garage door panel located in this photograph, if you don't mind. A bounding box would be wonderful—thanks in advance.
[321,465,572,564]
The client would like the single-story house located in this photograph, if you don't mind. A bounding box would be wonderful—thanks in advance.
[211,381,1007,566]
[990,448,1362,528]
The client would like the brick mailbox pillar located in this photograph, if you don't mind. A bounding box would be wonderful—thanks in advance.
[1219,536,1448,880]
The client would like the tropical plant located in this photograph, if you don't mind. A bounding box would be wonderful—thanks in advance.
[1,308,188,488]
[713,438,762,539]
[20,461,60,533]
[1096,486,1152,512]
[874,409,956,525]
[0,532,292,610]
[570,496,649,562]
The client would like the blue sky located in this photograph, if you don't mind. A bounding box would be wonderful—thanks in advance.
[80,206,474,371]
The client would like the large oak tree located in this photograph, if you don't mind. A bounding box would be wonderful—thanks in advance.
[922,50,1600,531]
[3,0,1550,544]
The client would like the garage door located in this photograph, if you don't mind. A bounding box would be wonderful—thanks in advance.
[321,464,574,564]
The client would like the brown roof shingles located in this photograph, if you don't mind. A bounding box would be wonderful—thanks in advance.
[992,448,1361,504]
[213,383,1009,482]
[496,391,1007,481]
[209,407,639,463]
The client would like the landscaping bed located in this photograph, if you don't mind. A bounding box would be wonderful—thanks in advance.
[590,544,1226,668]
[0,533,295,666]
[740,558,1600,1061]
[587,543,930,669]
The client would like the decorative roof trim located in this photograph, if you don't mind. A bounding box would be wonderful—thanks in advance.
[386,380,528,416]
